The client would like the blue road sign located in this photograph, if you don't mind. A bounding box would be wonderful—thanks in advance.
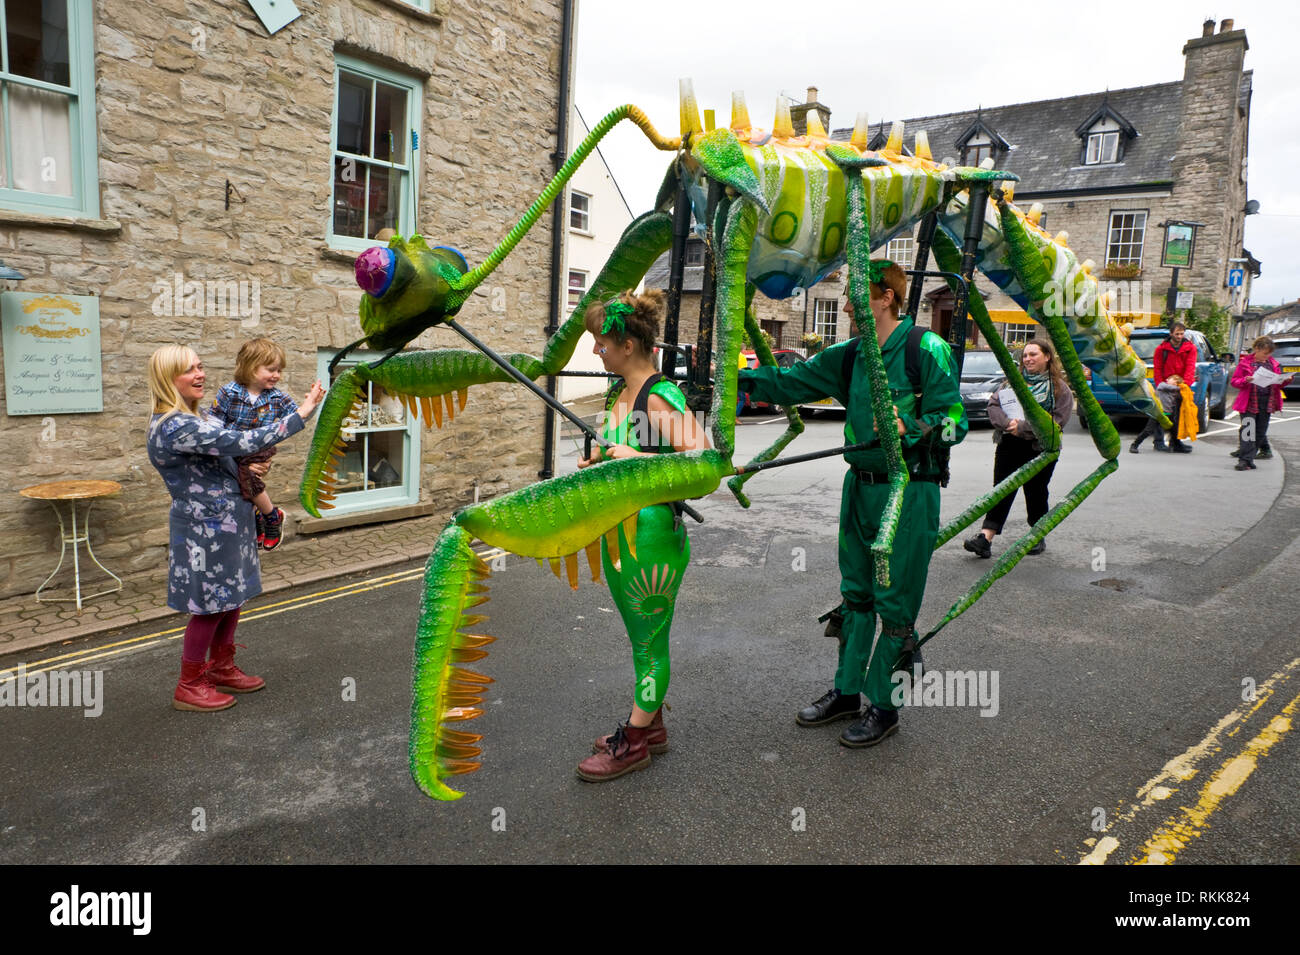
[1228,268,1244,288]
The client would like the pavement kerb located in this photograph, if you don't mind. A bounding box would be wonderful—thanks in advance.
[0,542,433,659]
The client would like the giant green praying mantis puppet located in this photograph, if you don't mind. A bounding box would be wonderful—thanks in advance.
[299,82,1167,800]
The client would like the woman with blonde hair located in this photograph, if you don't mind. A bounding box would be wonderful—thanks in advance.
[147,344,324,711]
[964,337,1074,558]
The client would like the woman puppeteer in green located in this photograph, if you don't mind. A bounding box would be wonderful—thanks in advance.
[738,260,967,748]
[574,290,710,782]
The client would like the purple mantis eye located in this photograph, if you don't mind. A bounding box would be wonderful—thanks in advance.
[356,246,397,297]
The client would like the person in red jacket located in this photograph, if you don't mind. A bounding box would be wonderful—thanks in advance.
[1130,323,1197,454]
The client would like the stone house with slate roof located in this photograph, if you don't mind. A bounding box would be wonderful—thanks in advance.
[647,19,1256,360]
[0,0,572,600]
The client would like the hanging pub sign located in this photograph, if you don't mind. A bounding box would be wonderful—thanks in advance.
[1161,222,1198,269]
[1,292,103,415]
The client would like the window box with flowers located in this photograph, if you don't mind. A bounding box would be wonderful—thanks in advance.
[1100,263,1142,279]
[801,332,824,355]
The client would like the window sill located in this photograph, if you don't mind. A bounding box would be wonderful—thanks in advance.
[320,245,361,264]
[295,500,436,534]
[569,227,594,238]
[365,0,443,25]
[0,208,122,235]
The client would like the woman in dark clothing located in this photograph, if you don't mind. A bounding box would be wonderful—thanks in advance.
[964,339,1074,558]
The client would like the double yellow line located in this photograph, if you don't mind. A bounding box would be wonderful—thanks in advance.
[0,549,506,683]
[1077,656,1300,865]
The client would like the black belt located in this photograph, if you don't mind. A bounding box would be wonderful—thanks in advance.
[849,464,941,485]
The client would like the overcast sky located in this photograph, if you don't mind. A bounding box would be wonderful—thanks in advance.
[573,0,1300,307]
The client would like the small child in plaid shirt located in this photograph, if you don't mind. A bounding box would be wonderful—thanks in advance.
[211,338,300,549]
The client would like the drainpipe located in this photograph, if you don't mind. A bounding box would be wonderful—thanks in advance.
[540,0,575,479]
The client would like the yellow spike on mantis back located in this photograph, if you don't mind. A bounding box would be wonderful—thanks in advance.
[914,130,932,161]
[730,91,751,133]
[679,78,702,138]
[850,112,870,150]
[773,98,795,139]
[884,120,904,155]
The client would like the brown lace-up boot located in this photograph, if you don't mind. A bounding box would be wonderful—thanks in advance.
[594,708,667,754]
[576,722,651,782]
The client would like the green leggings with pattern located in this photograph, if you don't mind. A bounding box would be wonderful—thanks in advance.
[601,503,690,712]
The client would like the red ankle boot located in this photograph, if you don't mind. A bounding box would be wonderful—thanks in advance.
[577,723,651,782]
[594,708,667,754]
[173,660,236,711]
[207,643,265,693]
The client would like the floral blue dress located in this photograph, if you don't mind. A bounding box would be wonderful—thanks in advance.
[147,410,306,614]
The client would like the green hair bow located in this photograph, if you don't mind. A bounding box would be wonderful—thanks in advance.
[866,259,894,285]
[601,300,634,337]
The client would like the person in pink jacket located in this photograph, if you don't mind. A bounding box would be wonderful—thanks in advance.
[1231,336,1288,470]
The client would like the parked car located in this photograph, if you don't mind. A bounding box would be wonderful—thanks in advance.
[1270,337,1300,400]
[1079,327,1231,432]
[738,349,806,414]
[957,349,1005,426]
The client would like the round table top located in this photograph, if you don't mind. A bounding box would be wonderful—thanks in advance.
[19,480,123,501]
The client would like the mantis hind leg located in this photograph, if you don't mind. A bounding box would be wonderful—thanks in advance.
[706,197,757,460]
[919,459,1117,647]
[728,285,807,508]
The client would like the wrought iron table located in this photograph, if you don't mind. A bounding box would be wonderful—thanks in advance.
[19,480,124,611]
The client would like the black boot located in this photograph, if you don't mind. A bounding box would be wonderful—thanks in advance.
[796,689,861,727]
[839,704,899,748]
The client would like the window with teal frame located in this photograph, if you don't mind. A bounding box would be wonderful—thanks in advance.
[0,0,99,218]
[316,349,422,514]
[329,54,422,251]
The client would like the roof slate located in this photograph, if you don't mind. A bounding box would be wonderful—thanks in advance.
[644,236,707,291]
[830,73,1248,196]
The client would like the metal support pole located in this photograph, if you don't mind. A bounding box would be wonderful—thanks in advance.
[951,184,990,373]
[539,0,575,480]
[1165,266,1181,316]
[662,169,691,381]
[905,211,939,319]
[732,441,877,476]
[446,319,609,449]
[691,180,724,408]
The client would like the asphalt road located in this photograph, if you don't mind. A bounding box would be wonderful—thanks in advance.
[2,410,1297,864]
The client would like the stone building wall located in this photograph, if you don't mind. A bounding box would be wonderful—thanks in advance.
[1166,27,1250,307]
[0,0,567,598]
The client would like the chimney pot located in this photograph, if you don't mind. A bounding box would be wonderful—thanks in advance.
[806,86,818,104]
[1220,18,1233,32]
[1202,18,1215,36]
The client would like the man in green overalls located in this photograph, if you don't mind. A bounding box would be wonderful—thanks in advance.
[738,261,967,747]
